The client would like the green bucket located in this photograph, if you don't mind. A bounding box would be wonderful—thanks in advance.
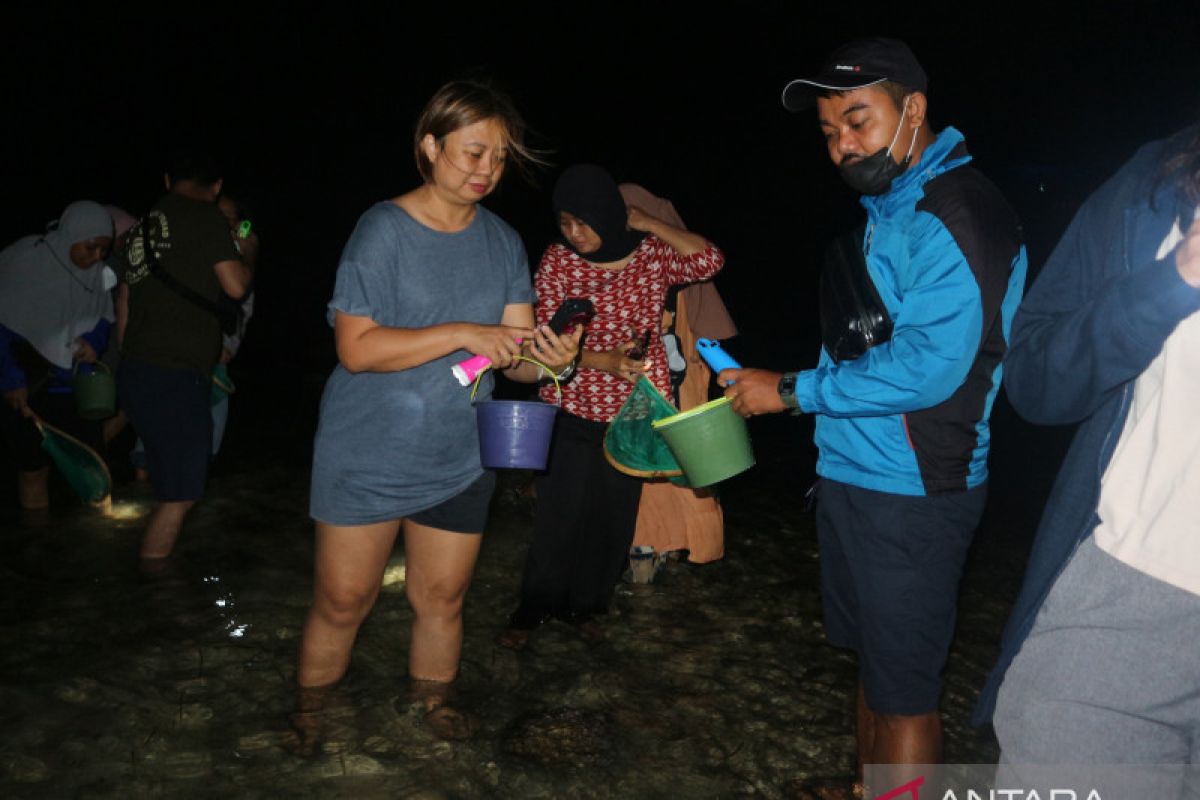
[73,361,116,420]
[651,396,754,487]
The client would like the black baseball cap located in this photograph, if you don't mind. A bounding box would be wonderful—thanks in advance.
[781,37,928,111]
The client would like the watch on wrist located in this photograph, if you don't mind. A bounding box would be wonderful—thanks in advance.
[553,361,577,382]
[777,372,800,409]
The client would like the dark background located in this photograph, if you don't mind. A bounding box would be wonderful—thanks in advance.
[4,2,1199,492]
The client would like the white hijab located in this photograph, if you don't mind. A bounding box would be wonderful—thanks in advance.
[0,200,115,369]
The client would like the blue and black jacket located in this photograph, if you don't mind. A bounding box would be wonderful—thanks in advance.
[795,127,1028,496]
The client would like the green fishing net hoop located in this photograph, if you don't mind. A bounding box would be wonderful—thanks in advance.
[603,376,688,485]
[36,419,111,503]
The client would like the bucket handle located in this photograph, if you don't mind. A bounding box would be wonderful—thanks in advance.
[72,360,112,377]
[469,355,563,404]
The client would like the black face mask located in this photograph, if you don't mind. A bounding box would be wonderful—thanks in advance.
[837,96,919,196]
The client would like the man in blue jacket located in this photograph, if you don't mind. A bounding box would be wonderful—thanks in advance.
[978,126,1200,794]
[723,38,1027,785]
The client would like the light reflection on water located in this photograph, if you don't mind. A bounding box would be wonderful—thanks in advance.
[381,557,406,589]
[105,499,150,522]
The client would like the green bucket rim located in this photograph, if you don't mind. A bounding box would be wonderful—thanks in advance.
[651,396,734,430]
[73,360,113,377]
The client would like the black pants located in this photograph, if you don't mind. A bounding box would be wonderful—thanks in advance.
[118,358,212,502]
[510,413,643,628]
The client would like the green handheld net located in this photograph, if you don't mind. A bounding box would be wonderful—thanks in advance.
[603,376,687,484]
[211,363,236,406]
[35,419,111,503]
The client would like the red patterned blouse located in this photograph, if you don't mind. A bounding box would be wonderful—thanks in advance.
[536,234,724,421]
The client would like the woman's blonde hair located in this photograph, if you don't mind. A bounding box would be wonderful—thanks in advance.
[413,79,546,183]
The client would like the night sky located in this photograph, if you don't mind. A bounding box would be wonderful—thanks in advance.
[6,2,1199,387]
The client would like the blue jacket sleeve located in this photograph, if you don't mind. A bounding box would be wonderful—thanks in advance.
[1004,164,1200,426]
[79,318,111,356]
[794,217,984,417]
[0,324,27,392]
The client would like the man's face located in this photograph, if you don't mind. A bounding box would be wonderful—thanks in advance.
[815,86,908,168]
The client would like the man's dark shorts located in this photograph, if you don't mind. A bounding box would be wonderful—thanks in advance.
[118,357,212,502]
[815,478,986,715]
[408,470,497,533]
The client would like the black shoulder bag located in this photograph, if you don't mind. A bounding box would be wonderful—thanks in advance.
[140,214,246,337]
[819,222,893,363]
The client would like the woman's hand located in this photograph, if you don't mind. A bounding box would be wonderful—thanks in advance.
[584,339,649,384]
[74,339,98,364]
[627,204,709,257]
[626,205,660,234]
[3,386,32,418]
[527,325,582,373]
[460,323,535,369]
[237,231,261,270]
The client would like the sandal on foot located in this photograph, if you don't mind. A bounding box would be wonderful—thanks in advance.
[424,703,480,740]
[409,679,479,741]
[284,684,338,758]
[285,710,323,757]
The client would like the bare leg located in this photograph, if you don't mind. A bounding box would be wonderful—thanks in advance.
[17,466,50,510]
[859,683,942,766]
[847,693,938,800]
[297,519,400,688]
[102,410,128,445]
[856,682,875,779]
[402,521,483,740]
[871,710,941,765]
[403,520,482,682]
[140,500,195,559]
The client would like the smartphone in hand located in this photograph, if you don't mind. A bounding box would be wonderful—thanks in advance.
[547,297,595,335]
[627,328,652,361]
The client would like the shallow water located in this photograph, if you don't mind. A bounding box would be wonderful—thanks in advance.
[0,406,1024,799]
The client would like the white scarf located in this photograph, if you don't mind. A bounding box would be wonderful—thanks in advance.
[0,201,115,369]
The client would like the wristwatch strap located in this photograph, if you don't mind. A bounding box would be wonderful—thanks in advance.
[778,372,800,409]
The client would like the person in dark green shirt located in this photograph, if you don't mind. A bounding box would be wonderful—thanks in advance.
[116,152,255,561]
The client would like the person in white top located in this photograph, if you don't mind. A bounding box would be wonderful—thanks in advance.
[982,124,1200,795]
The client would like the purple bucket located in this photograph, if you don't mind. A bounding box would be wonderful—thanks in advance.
[476,400,558,470]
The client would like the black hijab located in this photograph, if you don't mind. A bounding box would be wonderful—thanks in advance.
[552,164,646,263]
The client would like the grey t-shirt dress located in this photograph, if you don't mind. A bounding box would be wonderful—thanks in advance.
[310,202,534,526]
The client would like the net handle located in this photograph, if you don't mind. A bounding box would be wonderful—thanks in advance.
[212,372,236,395]
[469,355,563,404]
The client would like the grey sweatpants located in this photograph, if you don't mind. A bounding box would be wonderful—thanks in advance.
[994,536,1200,798]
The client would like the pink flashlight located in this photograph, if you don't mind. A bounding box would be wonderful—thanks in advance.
[451,339,525,386]
[451,354,495,386]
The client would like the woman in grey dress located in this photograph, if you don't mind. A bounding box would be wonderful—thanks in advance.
[298,80,580,739]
